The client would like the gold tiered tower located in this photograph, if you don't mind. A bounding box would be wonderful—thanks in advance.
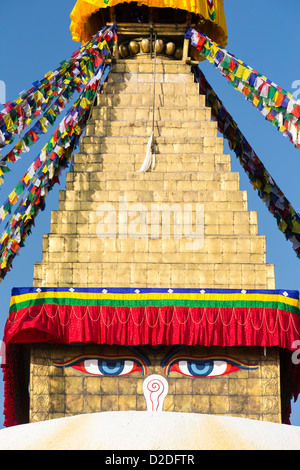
[33,61,275,291]
[25,0,284,426]
[7,1,298,431]
[34,0,274,294]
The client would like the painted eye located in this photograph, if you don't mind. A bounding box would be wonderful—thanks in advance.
[74,359,141,376]
[165,357,257,378]
[169,359,237,377]
[54,355,147,377]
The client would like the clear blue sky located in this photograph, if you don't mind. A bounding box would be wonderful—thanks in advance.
[0,0,299,427]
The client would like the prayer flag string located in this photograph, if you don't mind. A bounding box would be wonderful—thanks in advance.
[185,27,300,150]
[0,26,114,151]
[0,25,117,281]
[0,64,110,278]
[0,77,82,183]
[193,67,300,259]
[0,25,116,184]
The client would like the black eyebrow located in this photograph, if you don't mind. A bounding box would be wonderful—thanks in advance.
[64,344,152,366]
[125,346,152,366]
[160,345,190,368]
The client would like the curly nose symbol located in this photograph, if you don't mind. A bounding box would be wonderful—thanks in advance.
[143,374,169,412]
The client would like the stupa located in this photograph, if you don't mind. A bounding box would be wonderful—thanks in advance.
[1,0,300,449]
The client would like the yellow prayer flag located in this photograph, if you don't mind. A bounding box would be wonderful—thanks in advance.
[278,220,288,233]
[242,68,251,82]
[39,117,49,133]
[263,183,272,194]
[8,189,18,205]
[55,145,63,156]
[74,125,82,135]
[235,65,244,79]
[33,90,44,103]
[23,173,31,185]
[252,180,262,190]
[209,44,218,59]
[292,220,300,234]
[3,115,14,132]
[273,91,279,104]
[47,108,56,118]
[15,141,24,150]
[80,97,88,108]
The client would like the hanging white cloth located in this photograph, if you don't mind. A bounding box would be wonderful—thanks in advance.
[136,31,157,173]
[136,132,155,172]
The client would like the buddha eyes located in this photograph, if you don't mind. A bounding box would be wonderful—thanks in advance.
[164,357,258,378]
[54,354,257,378]
[54,355,147,377]
[74,358,143,376]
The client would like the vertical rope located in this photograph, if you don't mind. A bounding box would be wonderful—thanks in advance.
[137,29,156,172]
[152,31,157,146]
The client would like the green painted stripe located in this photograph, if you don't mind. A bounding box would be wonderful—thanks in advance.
[9,297,300,316]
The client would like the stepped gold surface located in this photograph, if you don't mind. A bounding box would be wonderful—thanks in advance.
[28,59,282,426]
[33,60,275,290]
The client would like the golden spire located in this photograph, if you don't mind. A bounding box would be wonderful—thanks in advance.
[70,0,228,46]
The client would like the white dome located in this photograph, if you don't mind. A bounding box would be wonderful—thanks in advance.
[0,411,300,450]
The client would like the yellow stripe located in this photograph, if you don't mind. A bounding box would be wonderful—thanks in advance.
[10,291,299,308]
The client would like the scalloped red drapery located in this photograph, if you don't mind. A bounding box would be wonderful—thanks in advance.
[2,287,300,426]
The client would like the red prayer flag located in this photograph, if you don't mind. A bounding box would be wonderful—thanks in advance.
[292,104,300,118]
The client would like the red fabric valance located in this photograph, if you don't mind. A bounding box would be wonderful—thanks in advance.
[4,304,300,349]
[3,287,300,427]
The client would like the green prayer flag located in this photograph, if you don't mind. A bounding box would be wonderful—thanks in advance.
[221,54,231,70]
[15,182,24,196]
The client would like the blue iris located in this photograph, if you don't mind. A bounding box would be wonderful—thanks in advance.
[187,360,214,377]
[98,360,125,376]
